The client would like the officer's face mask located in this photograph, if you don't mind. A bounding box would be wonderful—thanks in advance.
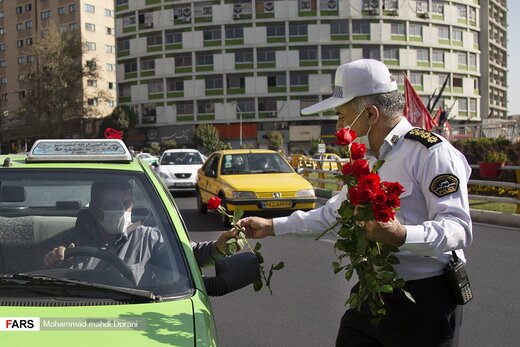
[345,107,372,151]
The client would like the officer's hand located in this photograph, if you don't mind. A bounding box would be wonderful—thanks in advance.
[43,243,75,268]
[363,219,407,247]
[237,217,275,239]
[216,229,239,255]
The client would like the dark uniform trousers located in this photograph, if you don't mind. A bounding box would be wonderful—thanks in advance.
[336,275,463,347]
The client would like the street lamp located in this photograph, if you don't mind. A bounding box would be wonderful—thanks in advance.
[232,101,243,147]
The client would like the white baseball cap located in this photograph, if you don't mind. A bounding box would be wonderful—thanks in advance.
[301,59,398,115]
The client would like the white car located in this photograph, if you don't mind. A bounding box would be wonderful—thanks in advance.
[156,149,205,191]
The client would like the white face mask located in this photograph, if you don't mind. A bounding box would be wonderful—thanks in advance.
[99,210,132,236]
[345,108,372,151]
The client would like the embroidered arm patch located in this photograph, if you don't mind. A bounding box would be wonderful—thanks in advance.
[429,174,460,197]
[404,128,441,148]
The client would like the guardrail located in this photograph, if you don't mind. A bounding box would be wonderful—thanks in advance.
[294,158,520,214]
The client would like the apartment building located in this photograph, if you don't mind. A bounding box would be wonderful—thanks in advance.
[114,0,497,150]
[0,0,116,150]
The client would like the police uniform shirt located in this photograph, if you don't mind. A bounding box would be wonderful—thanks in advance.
[273,118,472,281]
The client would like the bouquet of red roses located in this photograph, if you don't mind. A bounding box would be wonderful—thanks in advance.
[316,128,413,324]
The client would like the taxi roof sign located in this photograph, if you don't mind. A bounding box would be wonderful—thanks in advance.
[27,139,133,162]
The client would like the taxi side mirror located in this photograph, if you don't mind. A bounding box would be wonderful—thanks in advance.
[203,252,260,296]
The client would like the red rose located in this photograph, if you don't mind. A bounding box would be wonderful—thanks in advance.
[384,181,404,196]
[350,142,366,160]
[358,173,380,190]
[373,207,395,223]
[348,186,362,206]
[372,189,387,206]
[207,196,222,210]
[341,163,353,176]
[352,159,370,179]
[335,128,357,146]
[387,194,400,208]
[359,188,374,203]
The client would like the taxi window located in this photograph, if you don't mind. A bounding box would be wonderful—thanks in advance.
[221,153,293,174]
[0,169,192,298]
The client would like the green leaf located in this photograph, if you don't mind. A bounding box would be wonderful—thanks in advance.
[339,206,354,219]
[226,238,237,244]
[227,243,237,254]
[236,238,246,248]
[253,278,263,292]
[401,289,416,303]
[254,242,262,252]
[273,261,285,270]
[379,285,393,293]
[371,159,385,173]
[255,252,264,264]
[233,208,244,221]
[238,231,246,239]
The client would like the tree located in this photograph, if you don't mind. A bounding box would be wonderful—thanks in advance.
[98,106,138,140]
[193,124,230,154]
[20,22,110,138]
[264,131,284,151]
[161,139,177,151]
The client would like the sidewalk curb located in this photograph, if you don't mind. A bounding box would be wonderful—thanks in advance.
[470,209,520,228]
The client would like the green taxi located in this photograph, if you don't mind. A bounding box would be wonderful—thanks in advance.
[0,139,258,346]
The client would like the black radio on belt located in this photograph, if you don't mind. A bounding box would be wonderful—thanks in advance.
[444,251,473,305]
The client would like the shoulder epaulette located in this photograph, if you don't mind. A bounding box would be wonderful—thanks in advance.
[404,128,441,148]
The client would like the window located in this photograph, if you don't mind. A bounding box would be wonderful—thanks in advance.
[0,77,6,85]
[257,48,275,62]
[0,44,5,51]
[409,24,422,36]
[146,33,162,46]
[16,23,23,31]
[457,52,467,66]
[116,0,129,5]
[18,73,26,81]
[0,60,6,67]
[41,11,51,20]
[437,26,449,40]
[0,12,4,19]
[58,7,65,16]
[117,38,130,51]
[330,20,348,35]
[290,72,309,86]
[469,53,476,68]
[85,42,96,50]
[225,26,244,39]
[299,47,317,61]
[140,58,155,71]
[203,27,221,41]
[17,40,24,48]
[227,75,245,89]
[85,23,96,32]
[175,54,192,67]
[87,80,97,87]
[258,98,277,112]
[236,99,255,113]
[26,38,33,46]
[234,49,253,63]
[107,100,115,107]
[105,45,115,53]
[416,48,428,62]
[106,63,116,71]
[165,30,182,44]
[196,53,213,66]
[86,60,97,69]
[147,79,163,93]
[0,27,4,35]
[384,47,399,60]
[363,46,380,60]
[322,46,340,60]
[124,60,137,73]
[25,4,32,11]
[267,73,286,87]
[432,50,444,63]
[27,55,33,63]
[432,0,443,14]
[176,101,193,115]
[289,22,308,36]
[70,23,78,31]
[69,4,76,13]
[452,28,463,42]
[108,82,114,90]
[205,76,223,89]
[453,75,463,88]
[391,23,405,36]
[197,101,215,114]
[17,57,24,65]
[458,98,467,112]
[26,21,33,29]
[106,27,114,35]
[16,6,23,14]
[456,5,467,18]
[410,72,423,85]
[87,98,98,106]
[167,78,184,92]
[266,23,285,37]
[85,4,95,13]
[469,99,476,113]
[105,9,114,17]
[352,20,370,35]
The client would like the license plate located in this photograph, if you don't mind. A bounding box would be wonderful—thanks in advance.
[263,200,292,209]
[174,182,193,187]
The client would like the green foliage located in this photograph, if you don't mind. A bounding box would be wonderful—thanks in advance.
[307,138,321,156]
[483,150,507,163]
[264,131,284,151]
[161,139,177,151]
[98,106,138,140]
[193,124,230,154]
[143,143,161,156]
[451,136,515,164]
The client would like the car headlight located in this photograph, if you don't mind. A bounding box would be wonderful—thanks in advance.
[232,191,257,199]
[159,172,169,179]
[296,189,315,197]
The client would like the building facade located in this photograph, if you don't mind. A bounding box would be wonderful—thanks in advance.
[114,0,495,150]
[0,0,116,150]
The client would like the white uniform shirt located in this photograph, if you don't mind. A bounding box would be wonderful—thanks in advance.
[273,118,473,281]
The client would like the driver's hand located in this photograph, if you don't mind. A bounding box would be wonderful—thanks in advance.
[43,243,75,268]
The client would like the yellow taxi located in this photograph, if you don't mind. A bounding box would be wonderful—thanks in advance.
[196,149,317,225]
[311,153,344,171]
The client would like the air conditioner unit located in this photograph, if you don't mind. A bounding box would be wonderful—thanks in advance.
[269,112,276,118]
[144,21,153,28]
[264,2,275,13]
[390,9,399,16]
[418,11,430,19]
[370,8,380,15]
[233,13,241,19]
[182,17,191,23]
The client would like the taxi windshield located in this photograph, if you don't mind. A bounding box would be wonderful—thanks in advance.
[220,153,294,174]
[0,169,192,299]
[161,152,203,165]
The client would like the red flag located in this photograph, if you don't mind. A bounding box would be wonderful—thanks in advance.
[104,128,123,140]
[403,74,436,131]
[432,106,442,127]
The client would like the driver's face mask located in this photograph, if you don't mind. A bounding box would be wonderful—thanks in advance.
[98,199,132,236]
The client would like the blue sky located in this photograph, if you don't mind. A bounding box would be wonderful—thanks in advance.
[508,3,518,115]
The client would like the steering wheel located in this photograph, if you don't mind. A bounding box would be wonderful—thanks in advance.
[64,246,136,286]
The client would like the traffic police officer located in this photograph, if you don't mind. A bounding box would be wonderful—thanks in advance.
[239,59,472,346]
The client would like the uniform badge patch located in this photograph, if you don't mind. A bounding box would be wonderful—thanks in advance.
[404,128,441,148]
[429,174,460,197]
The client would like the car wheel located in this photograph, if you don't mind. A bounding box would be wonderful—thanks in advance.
[196,188,207,213]
[219,195,231,227]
